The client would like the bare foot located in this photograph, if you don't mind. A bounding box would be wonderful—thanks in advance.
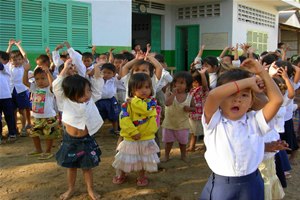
[181,156,190,163]
[60,189,75,200]
[186,148,195,152]
[196,145,205,151]
[88,189,101,200]
[160,157,169,163]
[289,158,298,165]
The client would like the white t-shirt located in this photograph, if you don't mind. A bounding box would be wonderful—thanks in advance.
[8,62,28,94]
[202,108,271,177]
[101,77,124,99]
[156,69,173,92]
[284,79,300,121]
[29,83,56,118]
[0,64,12,99]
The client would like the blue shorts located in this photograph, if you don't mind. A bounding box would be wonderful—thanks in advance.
[95,96,120,122]
[11,88,31,110]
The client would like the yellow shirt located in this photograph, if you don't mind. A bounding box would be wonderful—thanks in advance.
[120,97,158,141]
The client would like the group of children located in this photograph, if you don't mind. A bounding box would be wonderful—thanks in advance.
[0,39,299,200]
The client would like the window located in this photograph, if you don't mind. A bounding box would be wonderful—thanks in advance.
[177,3,220,20]
[0,0,91,52]
[247,30,268,54]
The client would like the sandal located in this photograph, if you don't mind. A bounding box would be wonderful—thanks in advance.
[137,175,148,186]
[8,135,17,141]
[26,151,43,157]
[112,175,126,184]
[38,153,53,160]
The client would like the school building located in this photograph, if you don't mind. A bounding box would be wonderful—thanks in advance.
[1,0,300,71]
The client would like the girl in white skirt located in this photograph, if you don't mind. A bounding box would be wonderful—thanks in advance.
[112,73,160,186]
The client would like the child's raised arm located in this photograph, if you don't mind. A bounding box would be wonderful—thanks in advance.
[22,61,31,88]
[194,45,205,69]
[41,66,54,92]
[6,39,15,53]
[198,68,209,91]
[52,43,64,68]
[165,87,177,106]
[277,66,295,99]
[147,55,163,80]
[15,40,27,59]
[219,46,232,59]
[60,59,73,77]
[109,47,115,63]
[121,53,144,78]
[242,59,283,123]
[64,41,86,77]
[292,65,300,84]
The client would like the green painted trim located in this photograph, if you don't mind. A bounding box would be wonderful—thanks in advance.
[95,46,131,54]
[161,50,175,67]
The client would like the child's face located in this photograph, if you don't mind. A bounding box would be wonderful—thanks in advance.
[134,82,151,99]
[174,78,187,93]
[101,68,115,81]
[220,88,254,120]
[134,45,141,52]
[10,56,23,67]
[203,63,215,73]
[113,59,123,70]
[97,55,108,63]
[34,72,49,88]
[192,80,200,88]
[132,64,150,76]
[75,83,91,103]
[82,57,93,68]
[36,60,49,68]
[222,56,232,65]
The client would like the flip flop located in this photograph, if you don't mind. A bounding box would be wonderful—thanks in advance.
[38,153,53,160]
[112,175,126,184]
[137,175,148,186]
[26,151,43,157]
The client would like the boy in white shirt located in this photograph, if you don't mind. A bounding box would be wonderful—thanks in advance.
[22,61,60,160]
[0,51,17,141]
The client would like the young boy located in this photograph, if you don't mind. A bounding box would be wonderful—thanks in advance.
[22,60,60,160]
[6,39,31,136]
[95,63,122,136]
[82,52,94,70]
[113,54,126,107]
[0,51,17,141]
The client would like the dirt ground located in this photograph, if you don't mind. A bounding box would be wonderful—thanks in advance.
[0,117,300,200]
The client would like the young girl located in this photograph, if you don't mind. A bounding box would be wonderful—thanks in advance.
[186,68,209,152]
[161,71,195,163]
[199,59,283,200]
[112,73,160,186]
[53,59,104,200]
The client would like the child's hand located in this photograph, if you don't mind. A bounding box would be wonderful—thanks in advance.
[136,51,145,60]
[41,65,50,73]
[45,46,50,54]
[183,106,190,112]
[172,87,178,94]
[146,43,151,52]
[131,133,141,140]
[120,59,128,68]
[8,39,16,46]
[55,43,64,51]
[199,45,205,52]
[284,44,291,52]
[241,59,264,75]
[63,41,71,49]
[23,61,31,71]
[92,45,97,52]
[233,43,238,51]
[198,68,207,74]
[248,48,256,54]
[109,47,116,52]
[277,66,289,80]
[255,77,265,91]
[248,77,264,93]
[265,140,291,152]
[64,59,73,69]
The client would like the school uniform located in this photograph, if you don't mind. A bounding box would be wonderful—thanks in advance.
[199,108,270,200]
[156,69,172,116]
[0,63,16,136]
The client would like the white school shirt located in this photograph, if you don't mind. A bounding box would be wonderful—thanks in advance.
[8,62,28,94]
[29,83,56,118]
[274,96,292,133]
[0,64,12,99]
[51,50,63,77]
[67,47,86,77]
[121,73,160,100]
[262,128,280,160]
[202,108,271,177]
[52,75,103,135]
[284,79,300,121]
[156,69,173,92]
[101,77,123,99]
[193,57,217,89]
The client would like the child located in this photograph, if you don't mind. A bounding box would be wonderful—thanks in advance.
[112,73,160,186]
[6,39,31,136]
[95,63,122,136]
[199,59,283,200]
[53,59,103,200]
[186,68,209,152]
[82,52,94,70]
[0,51,17,141]
[22,60,60,159]
[113,54,127,107]
[161,71,196,163]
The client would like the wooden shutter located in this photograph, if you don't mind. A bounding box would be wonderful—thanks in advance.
[0,0,17,50]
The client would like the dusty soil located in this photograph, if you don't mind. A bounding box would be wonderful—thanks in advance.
[0,117,300,200]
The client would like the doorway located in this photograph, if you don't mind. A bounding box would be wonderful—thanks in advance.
[175,25,199,72]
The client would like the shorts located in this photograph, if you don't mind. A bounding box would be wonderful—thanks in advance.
[95,96,120,122]
[162,128,189,144]
[11,88,31,110]
[189,118,204,136]
[56,131,101,169]
[30,116,60,139]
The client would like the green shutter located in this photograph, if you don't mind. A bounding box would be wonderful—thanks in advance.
[0,0,17,50]
[151,14,161,53]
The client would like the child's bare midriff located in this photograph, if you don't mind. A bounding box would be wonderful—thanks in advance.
[64,123,89,137]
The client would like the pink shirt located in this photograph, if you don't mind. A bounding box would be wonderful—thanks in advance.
[189,86,209,120]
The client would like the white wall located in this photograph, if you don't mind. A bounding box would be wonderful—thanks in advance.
[74,0,132,47]
[232,0,279,52]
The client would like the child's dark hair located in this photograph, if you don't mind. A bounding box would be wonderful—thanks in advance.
[75,50,82,55]
[217,68,253,87]
[202,56,219,69]
[261,54,275,65]
[99,53,108,58]
[122,52,135,61]
[58,63,65,74]
[223,55,234,62]
[278,42,284,48]
[273,77,287,95]
[101,63,116,73]
[0,51,9,61]
[260,51,268,57]
[171,71,193,93]
[192,70,210,89]
[62,74,91,102]
[154,54,165,63]
[34,67,47,77]
[292,58,300,66]
[128,73,154,98]
[35,54,49,64]
[239,55,247,63]
[60,54,68,59]
[270,53,279,61]
[114,54,125,60]
[82,52,93,60]
[131,60,154,77]
[275,61,294,78]
[9,50,23,59]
